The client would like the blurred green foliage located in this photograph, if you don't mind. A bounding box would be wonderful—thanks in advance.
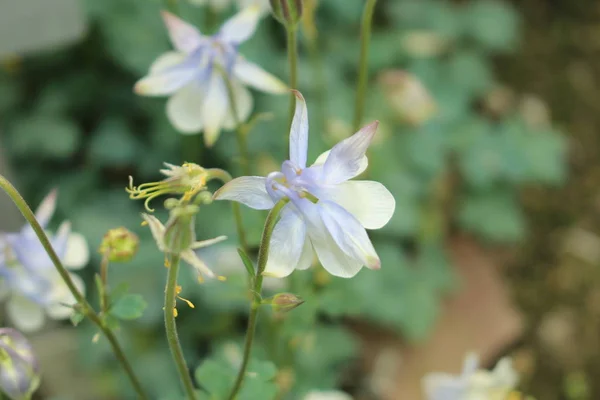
[0,0,567,398]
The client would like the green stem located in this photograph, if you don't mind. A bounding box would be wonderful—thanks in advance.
[307,36,327,135]
[164,253,197,399]
[352,0,377,132]
[222,72,251,176]
[227,199,289,400]
[286,26,299,129]
[0,175,148,399]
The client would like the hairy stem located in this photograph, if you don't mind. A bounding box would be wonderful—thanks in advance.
[0,175,148,399]
[286,26,299,129]
[352,0,378,132]
[164,253,197,399]
[227,199,289,400]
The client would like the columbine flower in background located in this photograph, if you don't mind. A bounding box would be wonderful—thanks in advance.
[0,191,89,332]
[189,0,271,13]
[422,353,519,400]
[215,91,395,278]
[304,391,353,400]
[134,6,287,146]
[0,328,40,400]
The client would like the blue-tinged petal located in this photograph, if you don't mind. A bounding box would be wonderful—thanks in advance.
[7,295,45,332]
[166,82,207,134]
[321,121,379,184]
[320,180,395,230]
[161,11,208,53]
[213,176,275,210]
[422,372,467,400]
[222,78,254,130]
[219,5,261,44]
[233,58,288,94]
[311,149,367,176]
[202,73,229,146]
[134,59,198,97]
[317,201,380,271]
[264,206,308,278]
[289,90,309,168]
[295,237,314,270]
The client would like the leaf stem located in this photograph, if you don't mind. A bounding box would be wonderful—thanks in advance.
[0,175,148,399]
[286,26,299,129]
[226,199,289,400]
[164,253,197,399]
[352,0,377,132]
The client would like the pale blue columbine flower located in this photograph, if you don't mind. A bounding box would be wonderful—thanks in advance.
[0,191,89,332]
[214,91,395,278]
[189,0,271,14]
[0,328,40,400]
[422,353,519,400]
[134,6,287,146]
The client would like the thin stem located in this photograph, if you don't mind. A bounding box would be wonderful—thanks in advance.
[164,253,197,399]
[352,0,378,132]
[286,26,299,129]
[307,36,327,135]
[222,72,251,176]
[100,253,109,313]
[0,175,148,399]
[227,199,289,400]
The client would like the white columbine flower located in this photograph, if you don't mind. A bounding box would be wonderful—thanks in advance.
[134,6,287,146]
[0,191,89,332]
[422,353,519,400]
[189,0,271,13]
[214,91,395,278]
[304,391,353,400]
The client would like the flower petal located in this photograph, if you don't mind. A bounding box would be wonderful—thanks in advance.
[149,51,188,74]
[322,121,379,184]
[181,249,216,278]
[7,296,45,332]
[219,5,261,44]
[317,201,380,271]
[320,181,395,230]
[264,207,308,278]
[213,176,274,210]
[166,82,206,134]
[190,235,228,250]
[33,190,57,231]
[161,11,207,53]
[141,214,166,252]
[134,60,197,97]
[295,235,314,270]
[63,232,89,270]
[46,273,84,320]
[202,73,229,146]
[289,90,309,168]
[422,372,466,400]
[233,58,288,94]
[312,149,367,177]
[222,79,254,130]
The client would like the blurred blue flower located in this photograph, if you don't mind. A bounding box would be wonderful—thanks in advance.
[0,328,40,400]
[134,6,287,146]
[0,191,89,332]
[215,91,395,278]
[422,353,519,400]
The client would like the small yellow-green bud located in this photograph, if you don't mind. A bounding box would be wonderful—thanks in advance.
[163,205,199,254]
[268,293,304,314]
[269,0,303,27]
[98,227,139,262]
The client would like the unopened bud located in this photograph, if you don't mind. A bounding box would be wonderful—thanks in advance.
[163,205,199,254]
[98,227,139,262]
[269,0,303,27]
[267,293,304,314]
[0,328,40,400]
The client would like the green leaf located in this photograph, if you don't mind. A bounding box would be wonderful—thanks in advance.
[70,309,85,327]
[88,118,141,167]
[9,116,80,159]
[237,248,255,277]
[110,294,147,320]
[464,0,520,52]
[109,282,131,306]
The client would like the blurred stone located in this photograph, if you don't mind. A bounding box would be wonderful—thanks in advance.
[519,94,551,130]
[401,31,448,58]
[537,308,581,367]
[561,228,600,264]
[0,0,86,59]
[484,85,515,118]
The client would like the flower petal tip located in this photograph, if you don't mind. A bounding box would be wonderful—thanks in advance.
[367,256,381,270]
[291,89,305,101]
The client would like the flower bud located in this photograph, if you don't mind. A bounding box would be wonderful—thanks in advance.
[163,205,199,254]
[0,328,40,400]
[98,227,139,262]
[267,293,304,314]
[269,0,303,27]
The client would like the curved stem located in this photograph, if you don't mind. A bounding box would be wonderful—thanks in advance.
[0,175,148,399]
[286,26,299,129]
[352,0,377,132]
[164,253,197,399]
[227,199,289,400]
[222,73,251,176]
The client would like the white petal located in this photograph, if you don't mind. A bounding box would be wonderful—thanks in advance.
[134,62,197,97]
[233,58,288,94]
[317,201,380,270]
[322,121,379,184]
[190,235,228,250]
[63,233,89,270]
[7,296,45,332]
[166,82,206,134]
[161,11,207,53]
[149,51,188,74]
[181,249,216,278]
[312,149,368,177]
[213,176,274,210]
[289,91,309,168]
[46,274,84,320]
[222,79,254,130]
[33,190,57,230]
[264,207,308,278]
[295,237,314,270]
[304,391,354,400]
[219,5,261,44]
[321,181,395,230]
[202,74,229,146]
[141,214,166,252]
[422,373,466,400]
